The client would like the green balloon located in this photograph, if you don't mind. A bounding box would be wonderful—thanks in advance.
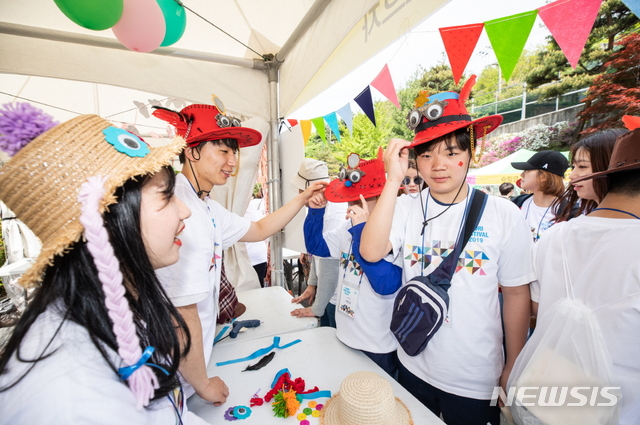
[157,0,187,47]
[54,0,123,31]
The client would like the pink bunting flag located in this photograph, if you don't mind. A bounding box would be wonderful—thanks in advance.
[370,64,400,109]
[439,23,485,84]
[538,0,603,69]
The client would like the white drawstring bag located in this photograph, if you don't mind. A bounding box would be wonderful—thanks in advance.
[507,230,621,425]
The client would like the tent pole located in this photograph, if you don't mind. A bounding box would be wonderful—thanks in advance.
[266,62,284,287]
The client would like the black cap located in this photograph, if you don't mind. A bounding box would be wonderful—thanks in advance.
[511,150,569,177]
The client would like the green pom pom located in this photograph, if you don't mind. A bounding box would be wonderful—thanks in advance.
[272,391,288,418]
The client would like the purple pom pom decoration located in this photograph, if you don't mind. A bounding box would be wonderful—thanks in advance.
[0,102,58,157]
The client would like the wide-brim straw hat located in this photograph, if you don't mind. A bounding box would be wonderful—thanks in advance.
[573,128,640,183]
[320,371,413,425]
[0,114,184,288]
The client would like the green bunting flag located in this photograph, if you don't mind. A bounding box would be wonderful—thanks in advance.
[484,10,538,82]
[311,117,327,144]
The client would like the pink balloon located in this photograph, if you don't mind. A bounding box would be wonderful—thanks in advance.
[112,0,165,53]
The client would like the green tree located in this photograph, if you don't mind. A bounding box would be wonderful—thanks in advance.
[579,32,640,133]
[474,50,541,113]
[525,0,638,132]
[333,100,396,162]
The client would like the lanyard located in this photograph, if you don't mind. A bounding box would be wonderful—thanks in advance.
[420,189,471,276]
[525,200,552,242]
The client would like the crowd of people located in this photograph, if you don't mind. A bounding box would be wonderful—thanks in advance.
[0,72,637,425]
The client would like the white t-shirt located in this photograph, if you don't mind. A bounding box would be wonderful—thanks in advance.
[322,220,398,354]
[530,216,640,425]
[243,197,268,266]
[390,187,535,399]
[0,306,207,425]
[156,173,250,397]
[324,201,348,305]
[519,196,556,242]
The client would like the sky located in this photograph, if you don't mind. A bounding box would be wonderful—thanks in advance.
[290,0,553,120]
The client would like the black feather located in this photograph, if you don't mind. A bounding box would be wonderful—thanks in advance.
[242,351,275,372]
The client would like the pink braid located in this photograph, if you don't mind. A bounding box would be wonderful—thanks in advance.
[78,176,159,409]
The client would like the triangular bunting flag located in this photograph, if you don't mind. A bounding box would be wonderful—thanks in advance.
[311,117,327,144]
[484,10,538,82]
[538,0,603,69]
[439,23,485,84]
[323,112,341,142]
[622,115,640,130]
[287,119,298,128]
[622,0,640,17]
[336,103,353,134]
[354,86,376,127]
[300,120,312,146]
[370,64,400,109]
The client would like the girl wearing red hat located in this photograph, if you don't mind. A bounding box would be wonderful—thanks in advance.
[361,77,534,425]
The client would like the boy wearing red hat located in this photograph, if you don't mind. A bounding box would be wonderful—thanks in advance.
[153,103,325,405]
[303,148,402,376]
[360,77,535,424]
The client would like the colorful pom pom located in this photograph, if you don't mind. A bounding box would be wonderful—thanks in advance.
[272,389,301,418]
[0,102,58,157]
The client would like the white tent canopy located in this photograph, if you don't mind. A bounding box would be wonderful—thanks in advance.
[0,0,449,287]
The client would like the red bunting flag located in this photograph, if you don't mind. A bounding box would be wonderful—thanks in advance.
[538,0,603,69]
[439,23,485,84]
[370,64,400,109]
[287,119,298,128]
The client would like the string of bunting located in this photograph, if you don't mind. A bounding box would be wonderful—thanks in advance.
[289,0,636,143]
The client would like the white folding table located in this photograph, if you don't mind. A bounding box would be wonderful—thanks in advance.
[214,286,318,347]
[189,327,443,424]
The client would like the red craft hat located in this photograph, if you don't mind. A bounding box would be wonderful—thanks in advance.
[325,147,386,203]
[152,103,262,148]
[407,75,502,148]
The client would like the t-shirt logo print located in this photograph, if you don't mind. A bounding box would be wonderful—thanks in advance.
[405,240,490,275]
[340,252,362,276]
[456,250,490,275]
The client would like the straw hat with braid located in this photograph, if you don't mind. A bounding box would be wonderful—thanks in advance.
[320,371,413,425]
[0,107,184,289]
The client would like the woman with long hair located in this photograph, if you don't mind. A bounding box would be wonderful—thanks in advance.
[0,105,205,424]
[553,129,627,222]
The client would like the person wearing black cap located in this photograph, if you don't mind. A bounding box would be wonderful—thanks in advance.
[511,150,569,242]
[525,128,640,424]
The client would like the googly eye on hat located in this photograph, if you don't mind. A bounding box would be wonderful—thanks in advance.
[325,147,386,203]
[407,75,502,149]
[0,103,184,288]
[152,96,261,148]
